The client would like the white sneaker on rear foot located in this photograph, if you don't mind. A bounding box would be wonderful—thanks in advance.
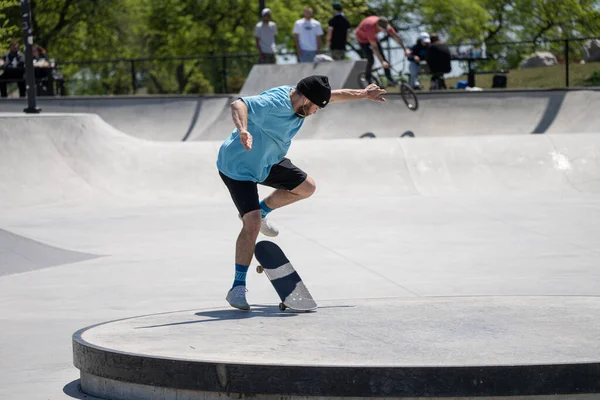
[226,286,250,310]
[238,214,279,237]
[260,217,279,237]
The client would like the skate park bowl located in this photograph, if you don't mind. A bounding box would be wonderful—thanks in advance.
[1,85,600,399]
[1,87,599,141]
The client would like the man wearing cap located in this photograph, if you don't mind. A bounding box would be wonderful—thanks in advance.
[355,16,408,86]
[255,8,277,64]
[407,32,431,90]
[217,76,386,310]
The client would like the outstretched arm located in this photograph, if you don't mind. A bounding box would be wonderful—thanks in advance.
[329,84,387,104]
[230,99,253,150]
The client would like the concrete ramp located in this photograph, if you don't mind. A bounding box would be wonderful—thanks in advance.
[1,113,600,399]
[0,96,233,142]
[193,89,600,141]
[239,59,367,96]
[547,90,600,133]
[1,114,599,210]
[0,229,99,276]
[2,89,598,142]
[0,114,225,209]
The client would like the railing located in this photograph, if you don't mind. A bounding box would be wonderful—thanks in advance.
[442,36,600,88]
[4,36,597,96]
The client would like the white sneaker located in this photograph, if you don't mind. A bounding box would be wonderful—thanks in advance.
[238,214,279,237]
[260,217,279,237]
[226,286,250,310]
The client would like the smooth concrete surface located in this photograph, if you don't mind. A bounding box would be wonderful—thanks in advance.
[1,112,600,399]
[239,59,367,96]
[0,95,232,141]
[0,228,100,276]
[2,89,600,141]
[73,298,600,397]
[76,297,600,367]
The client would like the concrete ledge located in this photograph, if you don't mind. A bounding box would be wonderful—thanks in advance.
[73,297,600,398]
[79,372,600,400]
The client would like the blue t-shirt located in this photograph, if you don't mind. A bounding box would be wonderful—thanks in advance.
[217,85,304,182]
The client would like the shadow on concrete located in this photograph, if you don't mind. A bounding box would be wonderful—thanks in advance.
[0,228,102,277]
[133,304,354,329]
[532,91,566,134]
[181,100,203,142]
[63,379,104,399]
[134,305,299,329]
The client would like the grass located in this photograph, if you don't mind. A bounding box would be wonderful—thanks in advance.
[388,62,600,91]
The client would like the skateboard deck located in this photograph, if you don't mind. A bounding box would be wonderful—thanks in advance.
[254,240,317,311]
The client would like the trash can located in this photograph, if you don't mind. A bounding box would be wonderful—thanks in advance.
[492,73,507,88]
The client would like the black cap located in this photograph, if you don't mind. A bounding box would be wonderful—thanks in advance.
[296,75,331,108]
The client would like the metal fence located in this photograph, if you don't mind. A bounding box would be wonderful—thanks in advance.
[448,36,600,88]
[44,36,600,95]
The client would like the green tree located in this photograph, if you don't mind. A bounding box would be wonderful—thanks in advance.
[0,0,20,47]
[419,0,599,44]
[0,0,147,94]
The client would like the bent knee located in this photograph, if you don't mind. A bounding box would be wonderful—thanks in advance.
[297,177,316,198]
[242,210,262,235]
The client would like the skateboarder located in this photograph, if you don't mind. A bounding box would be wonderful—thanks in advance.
[218,75,386,309]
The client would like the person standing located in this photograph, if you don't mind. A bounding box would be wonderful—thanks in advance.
[327,2,351,60]
[255,8,277,64]
[293,7,324,63]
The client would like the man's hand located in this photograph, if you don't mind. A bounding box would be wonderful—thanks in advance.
[239,129,253,150]
[364,84,387,102]
[382,61,390,69]
[414,56,421,63]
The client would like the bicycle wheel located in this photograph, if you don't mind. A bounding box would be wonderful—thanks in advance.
[357,72,381,89]
[400,82,419,111]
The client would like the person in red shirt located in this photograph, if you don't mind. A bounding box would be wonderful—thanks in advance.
[355,16,408,86]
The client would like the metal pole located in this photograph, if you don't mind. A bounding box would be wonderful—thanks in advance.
[20,0,40,113]
[565,39,570,88]
[259,0,265,19]
[131,61,137,94]
[222,56,228,93]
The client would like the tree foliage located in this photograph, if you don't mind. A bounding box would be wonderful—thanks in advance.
[0,0,598,94]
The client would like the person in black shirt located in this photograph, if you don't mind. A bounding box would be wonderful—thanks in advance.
[426,33,452,90]
[0,40,26,98]
[326,2,350,60]
[406,32,430,90]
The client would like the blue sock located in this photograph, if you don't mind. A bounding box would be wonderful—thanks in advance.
[232,264,249,289]
[259,200,273,219]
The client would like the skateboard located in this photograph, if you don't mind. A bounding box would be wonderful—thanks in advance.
[254,240,317,312]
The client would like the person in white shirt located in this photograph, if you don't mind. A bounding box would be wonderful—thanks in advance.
[255,8,277,64]
[293,7,324,63]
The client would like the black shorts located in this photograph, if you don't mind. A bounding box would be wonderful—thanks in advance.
[219,158,307,217]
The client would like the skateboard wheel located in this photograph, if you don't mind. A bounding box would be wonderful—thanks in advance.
[256,265,264,274]
[279,303,287,311]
